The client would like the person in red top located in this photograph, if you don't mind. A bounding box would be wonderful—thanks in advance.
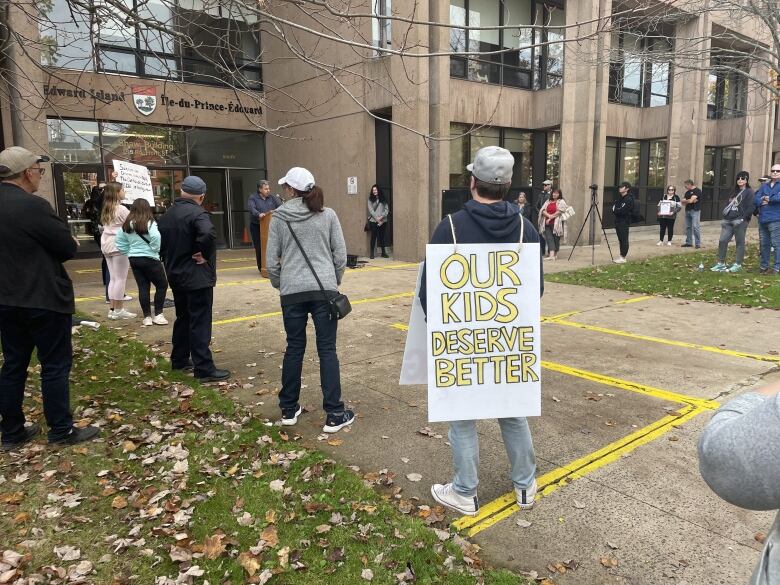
[537,187,569,260]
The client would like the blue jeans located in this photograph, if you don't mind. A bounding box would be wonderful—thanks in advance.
[279,301,344,414]
[0,306,74,443]
[759,221,780,271]
[448,418,536,497]
[685,209,701,246]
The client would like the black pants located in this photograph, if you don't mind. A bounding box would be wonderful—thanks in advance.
[369,222,387,256]
[658,218,675,242]
[129,257,168,317]
[0,306,74,443]
[249,222,262,272]
[544,225,560,253]
[615,221,630,258]
[94,232,110,300]
[170,287,216,377]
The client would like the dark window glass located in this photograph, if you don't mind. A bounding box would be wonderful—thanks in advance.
[188,128,266,167]
[101,123,187,167]
[609,31,671,108]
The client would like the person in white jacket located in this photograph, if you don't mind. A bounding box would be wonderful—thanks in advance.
[100,182,135,320]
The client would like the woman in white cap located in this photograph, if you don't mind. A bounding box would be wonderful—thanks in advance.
[266,168,354,433]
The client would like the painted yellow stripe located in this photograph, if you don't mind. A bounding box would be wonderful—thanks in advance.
[615,295,654,305]
[542,360,719,410]
[552,319,780,365]
[74,268,103,274]
[454,405,704,536]
[541,310,582,322]
[392,323,410,331]
[213,292,414,326]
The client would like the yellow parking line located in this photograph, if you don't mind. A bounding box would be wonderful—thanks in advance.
[214,292,414,326]
[454,405,704,536]
[615,295,654,305]
[391,323,409,331]
[541,310,582,322]
[552,319,780,365]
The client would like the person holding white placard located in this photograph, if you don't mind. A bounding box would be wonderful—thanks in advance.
[419,146,543,516]
[656,185,681,246]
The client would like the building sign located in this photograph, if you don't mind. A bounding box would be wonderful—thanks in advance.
[132,86,157,116]
[424,242,541,422]
[347,176,358,195]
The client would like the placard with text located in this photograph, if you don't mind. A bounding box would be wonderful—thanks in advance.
[115,160,155,206]
[425,243,541,422]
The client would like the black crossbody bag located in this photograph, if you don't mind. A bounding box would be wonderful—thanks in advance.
[285,221,352,321]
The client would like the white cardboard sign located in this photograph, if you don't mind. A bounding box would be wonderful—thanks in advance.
[114,160,155,206]
[399,263,428,385]
[425,243,541,422]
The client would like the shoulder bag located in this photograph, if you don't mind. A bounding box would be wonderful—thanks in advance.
[285,221,352,320]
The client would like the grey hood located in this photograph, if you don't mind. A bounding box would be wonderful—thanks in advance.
[272,197,315,223]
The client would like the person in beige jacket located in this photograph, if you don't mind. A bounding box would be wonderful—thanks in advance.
[537,187,569,260]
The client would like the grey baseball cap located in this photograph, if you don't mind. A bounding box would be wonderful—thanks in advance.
[181,175,207,195]
[466,146,514,185]
[542,179,553,185]
[0,146,50,178]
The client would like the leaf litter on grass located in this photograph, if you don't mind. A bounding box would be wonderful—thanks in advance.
[0,327,525,585]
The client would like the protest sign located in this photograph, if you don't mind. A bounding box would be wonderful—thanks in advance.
[399,263,427,385]
[114,160,155,206]
[425,243,541,422]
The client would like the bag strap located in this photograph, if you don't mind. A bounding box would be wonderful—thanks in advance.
[285,221,327,297]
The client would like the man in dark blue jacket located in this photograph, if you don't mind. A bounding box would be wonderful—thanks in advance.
[0,146,100,450]
[158,176,230,382]
[420,145,543,517]
[754,163,780,274]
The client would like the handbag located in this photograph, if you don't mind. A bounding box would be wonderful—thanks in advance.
[364,220,371,232]
[285,221,352,320]
[560,205,576,221]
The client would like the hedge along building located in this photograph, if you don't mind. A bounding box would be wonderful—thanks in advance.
[0,0,268,257]
[261,0,779,261]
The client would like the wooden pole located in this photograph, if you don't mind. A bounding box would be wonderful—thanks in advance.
[259,214,272,278]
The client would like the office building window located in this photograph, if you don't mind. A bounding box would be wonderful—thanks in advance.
[449,123,533,187]
[372,0,392,55]
[47,119,102,164]
[702,145,741,219]
[707,60,747,119]
[41,0,261,89]
[450,0,565,90]
[603,137,667,225]
[609,31,672,107]
[545,130,560,183]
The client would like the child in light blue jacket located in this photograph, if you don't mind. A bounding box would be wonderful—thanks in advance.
[116,199,169,326]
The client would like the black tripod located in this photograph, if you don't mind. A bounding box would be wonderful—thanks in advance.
[568,184,614,264]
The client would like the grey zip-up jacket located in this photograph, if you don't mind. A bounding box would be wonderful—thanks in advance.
[699,392,780,584]
[266,197,347,305]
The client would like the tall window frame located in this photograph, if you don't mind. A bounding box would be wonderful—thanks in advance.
[372,0,393,55]
[609,30,672,107]
[707,57,748,119]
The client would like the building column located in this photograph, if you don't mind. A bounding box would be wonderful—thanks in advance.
[741,61,776,179]
[666,14,710,188]
[2,2,54,206]
[559,0,611,245]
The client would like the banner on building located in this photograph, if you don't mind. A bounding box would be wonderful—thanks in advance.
[114,160,155,206]
[425,243,541,422]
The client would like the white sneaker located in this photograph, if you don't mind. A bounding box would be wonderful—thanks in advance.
[123,294,133,301]
[430,483,478,516]
[114,309,136,319]
[107,310,118,320]
[515,479,537,510]
[613,256,626,264]
[280,406,302,426]
[666,241,672,246]
[152,314,168,325]
[142,317,153,327]
[656,241,663,246]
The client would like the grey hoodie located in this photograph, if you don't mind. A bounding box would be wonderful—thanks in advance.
[699,392,780,584]
[266,197,347,304]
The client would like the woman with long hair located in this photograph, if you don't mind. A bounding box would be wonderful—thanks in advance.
[116,198,169,326]
[656,185,681,246]
[100,182,135,319]
[537,187,569,260]
[367,184,390,259]
[266,167,353,434]
[711,170,755,273]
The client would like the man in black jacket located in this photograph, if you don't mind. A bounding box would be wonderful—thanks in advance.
[420,146,543,517]
[158,176,230,382]
[612,181,634,263]
[0,146,100,450]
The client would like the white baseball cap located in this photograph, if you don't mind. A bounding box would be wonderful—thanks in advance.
[278,167,315,192]
[466,146,514,185]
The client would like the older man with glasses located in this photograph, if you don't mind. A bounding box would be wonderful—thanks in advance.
[0,146,100,450]
[754,165,780,274]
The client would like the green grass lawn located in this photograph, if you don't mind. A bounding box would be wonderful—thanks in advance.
[0,327,524,584]
[548,244,780,309]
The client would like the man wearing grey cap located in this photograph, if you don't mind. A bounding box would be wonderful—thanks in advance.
[0,146,100,449]
[419,145,543,516]
[158,176,230,382]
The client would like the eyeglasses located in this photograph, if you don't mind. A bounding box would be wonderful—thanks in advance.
[666,189,675,192]
[771,169,780,173]
[28,167,46,176]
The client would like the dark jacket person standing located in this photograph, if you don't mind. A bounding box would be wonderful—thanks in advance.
[158,176,230,382]
[247,180,281,272]
[0,146,100,450]
[612,181,634,264]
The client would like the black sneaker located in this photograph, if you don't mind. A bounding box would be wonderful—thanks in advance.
[1,424,41,451]
[760,267,770,274]
[281,406,303,426]
[323,409,355,433]
[49,425,100,446]
[196,369,231,383]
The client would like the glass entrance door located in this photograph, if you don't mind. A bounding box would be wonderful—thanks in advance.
[198,169,229,248]
[53,164,105,256]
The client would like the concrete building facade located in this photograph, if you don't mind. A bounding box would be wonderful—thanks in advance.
[1,0,778,260]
